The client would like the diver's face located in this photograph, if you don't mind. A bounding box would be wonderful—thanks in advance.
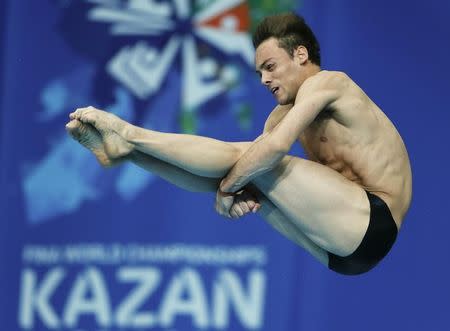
[255,38,305,105]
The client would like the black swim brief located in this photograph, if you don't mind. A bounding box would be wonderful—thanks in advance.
[327,191,398,275]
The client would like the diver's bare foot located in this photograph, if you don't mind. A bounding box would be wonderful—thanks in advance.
[66,119,123,167]
[70,106,134,159]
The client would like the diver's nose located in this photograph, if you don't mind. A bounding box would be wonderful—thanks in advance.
[260,71,271,86]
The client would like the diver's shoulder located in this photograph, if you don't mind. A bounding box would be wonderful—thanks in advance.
[268,104,291,121]
[264,104,292,131]
[297,71,352,101]
[316,70,352,85]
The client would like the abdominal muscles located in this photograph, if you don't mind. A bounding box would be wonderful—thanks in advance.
[301,116,398,194]
[300,114,412,225]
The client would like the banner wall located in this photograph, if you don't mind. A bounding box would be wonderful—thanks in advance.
[1,1,449,330]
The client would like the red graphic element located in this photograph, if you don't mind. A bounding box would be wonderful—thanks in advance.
[197,2,250,32]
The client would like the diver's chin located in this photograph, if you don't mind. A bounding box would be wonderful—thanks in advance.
[273,90,291,105]
[276,97,291,106]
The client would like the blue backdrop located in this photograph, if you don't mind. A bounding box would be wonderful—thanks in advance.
[1,1,449,330]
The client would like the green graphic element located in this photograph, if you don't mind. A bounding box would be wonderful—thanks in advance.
[236,102,252,131]
[181,0,300,134]
[249,0,300,32]
[180,109,198,134]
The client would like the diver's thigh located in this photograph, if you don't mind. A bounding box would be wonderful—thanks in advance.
[256,193,329,265]
[253,156,370,256]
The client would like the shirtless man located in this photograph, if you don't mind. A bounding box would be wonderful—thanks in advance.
[66,13,412,275]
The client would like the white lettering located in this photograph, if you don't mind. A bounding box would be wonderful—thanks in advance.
[159,268,208,328]
[115,267,161,328]
[18,266,267,330]
[18,267,65,329]
[213,269,265,329]
[62,267,111,327]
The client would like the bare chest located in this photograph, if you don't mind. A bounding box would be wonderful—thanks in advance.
[299,113,362,180]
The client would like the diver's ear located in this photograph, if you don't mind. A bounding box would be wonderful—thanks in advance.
[294,45,309,65]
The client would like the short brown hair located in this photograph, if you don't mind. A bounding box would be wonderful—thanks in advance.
[252,13,321,66]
